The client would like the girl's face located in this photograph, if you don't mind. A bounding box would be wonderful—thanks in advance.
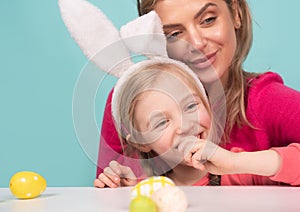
[154,0,240,86]
[133,71,211,166]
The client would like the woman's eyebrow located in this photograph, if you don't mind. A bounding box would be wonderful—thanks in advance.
[163,23,182,31]
[162,2,217,30]
[194,2,217,19]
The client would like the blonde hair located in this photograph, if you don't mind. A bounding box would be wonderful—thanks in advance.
[138,0,259,141]
[117,62,219,175]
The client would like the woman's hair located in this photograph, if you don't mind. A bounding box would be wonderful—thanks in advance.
[137,0,259,141]
[117,62,218,176]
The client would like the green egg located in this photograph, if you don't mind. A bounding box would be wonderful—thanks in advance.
[130,195,157,212]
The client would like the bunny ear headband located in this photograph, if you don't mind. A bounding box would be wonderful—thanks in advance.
[58,0,207,133]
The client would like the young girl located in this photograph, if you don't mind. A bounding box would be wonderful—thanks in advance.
[96,0,300,185]
[95,57,300,188]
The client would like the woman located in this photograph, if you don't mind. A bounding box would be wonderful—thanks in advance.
[95,0,300,186]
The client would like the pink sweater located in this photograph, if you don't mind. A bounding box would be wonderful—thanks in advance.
[193,144,300,186]
[97,72,300,185]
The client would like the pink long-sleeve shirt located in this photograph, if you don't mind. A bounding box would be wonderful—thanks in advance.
[96,72,300,185]
[193,144,300,186]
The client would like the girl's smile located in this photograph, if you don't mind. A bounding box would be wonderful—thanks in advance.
[133,70,211,161]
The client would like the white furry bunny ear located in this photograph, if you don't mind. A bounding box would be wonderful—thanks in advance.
[58,0,132,77]
[120,11,168,57]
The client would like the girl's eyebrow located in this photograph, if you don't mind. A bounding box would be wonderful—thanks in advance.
[162,2,217,30]
[181,93,201,105]
[147,112,164,128]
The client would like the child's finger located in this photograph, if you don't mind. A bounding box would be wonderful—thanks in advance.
[103,166,121,184]
[122,178,137,186]
[191,151,207,170]
[177,137,198,158]
[108,160,123,175]
[94,178,105,188]
[109,160,137,180]
[118,164,137,180]
[98,173,119,188]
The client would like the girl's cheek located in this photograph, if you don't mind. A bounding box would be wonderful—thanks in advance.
[198,108,211,127]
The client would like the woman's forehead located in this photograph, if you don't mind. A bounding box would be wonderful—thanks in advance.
[154,0,228,22]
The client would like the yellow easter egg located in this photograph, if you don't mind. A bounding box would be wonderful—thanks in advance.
[131,176,175,199]
[9,171,47,199]
[130,195,157,212]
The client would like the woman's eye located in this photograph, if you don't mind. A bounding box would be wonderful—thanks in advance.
[166,31,182,42]
[201,16,216,25]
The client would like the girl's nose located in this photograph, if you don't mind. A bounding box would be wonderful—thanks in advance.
[176,119,193,135]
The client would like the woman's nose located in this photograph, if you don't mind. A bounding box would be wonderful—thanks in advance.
[186,28,207,53]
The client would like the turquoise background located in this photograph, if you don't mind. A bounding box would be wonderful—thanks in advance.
[1,0,299,187]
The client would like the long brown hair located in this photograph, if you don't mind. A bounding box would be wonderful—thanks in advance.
[137,0,260,141]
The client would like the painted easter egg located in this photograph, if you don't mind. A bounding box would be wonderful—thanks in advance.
[130,195,157,212]
[9,171,47,199]
[152,186,188,212]
[131,176,175,199]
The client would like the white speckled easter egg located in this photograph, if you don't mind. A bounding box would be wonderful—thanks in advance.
[131,176,175,199]
[152,186,188,212]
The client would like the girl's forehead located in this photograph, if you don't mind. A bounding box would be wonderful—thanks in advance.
[154,70,190,89]
[141,71,197,102]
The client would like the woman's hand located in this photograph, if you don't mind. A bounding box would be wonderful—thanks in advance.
[179,137,281,176]
[194,140,236,175]
[94,160,137,188]
[178,137,236,175]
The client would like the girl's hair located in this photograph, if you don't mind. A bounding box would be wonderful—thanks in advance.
[137,0,260,141]
[117,62,219,176]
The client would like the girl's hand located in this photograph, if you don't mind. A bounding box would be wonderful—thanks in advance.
[94,160,137,188]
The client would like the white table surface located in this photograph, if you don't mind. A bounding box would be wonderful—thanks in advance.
[1,186,300,212]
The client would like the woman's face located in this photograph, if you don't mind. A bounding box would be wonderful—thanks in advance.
[154,0,239,86]
[133,71,211,166]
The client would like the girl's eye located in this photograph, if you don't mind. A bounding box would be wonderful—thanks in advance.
[154,119,168,129]
[184,102,199,112]
[201,16,216,25]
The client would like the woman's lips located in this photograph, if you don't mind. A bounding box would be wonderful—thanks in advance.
[188,51,217,70]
